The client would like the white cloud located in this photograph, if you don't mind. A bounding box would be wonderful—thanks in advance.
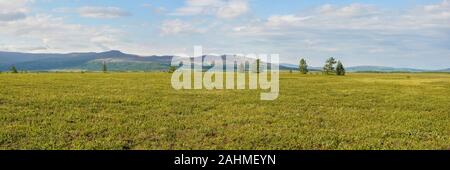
[141,3,167,14]
[0,0,31,22]
[171,0,223,16]
[229,1,450,68]
[266,15,312,27]
[216,0,248,19]
[0,2,162,55]
[0,12,27,22]
[160,19,205,35]
[423,0,450,19]
[235,2,450,35]
[318,3,378,17]
[0,0,30,10]
[424,0,449,11]
[1,0,449,68]
[78,6,130,19]
[171,0,248,19]
[0,14,125,52]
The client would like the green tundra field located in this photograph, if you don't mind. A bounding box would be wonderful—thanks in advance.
[0,72,449,150]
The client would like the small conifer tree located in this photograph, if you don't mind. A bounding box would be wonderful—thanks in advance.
[323,57,337,75]
[102,61,107,73]
[299,58,308,74]
[336,61,346,76]
[10,66,18,73]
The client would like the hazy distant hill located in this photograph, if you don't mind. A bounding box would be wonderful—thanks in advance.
[0,51,292,71]
[436,68,450,72]
[278,64,436,72]
[279,63,322,71]
[346,66,427,72]
[0,50,173,71]
[0,50,448,72]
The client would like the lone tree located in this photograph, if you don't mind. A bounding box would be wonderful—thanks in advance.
[336,61,346,76]
[299,58,308,74]
[102,61,107,73]
[323,57,337,75]
[10,66,18,73]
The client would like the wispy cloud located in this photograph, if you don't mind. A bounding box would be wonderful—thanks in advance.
[142,3,167,14]
[0,0,30,21]
[0,0,449,69]
[160,19,207,35]
[0,13,125,52]
[171,0,249,19]
[78,6,131,19]
[229,1,450,68]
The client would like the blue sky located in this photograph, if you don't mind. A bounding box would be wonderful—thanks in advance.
[0,0,449,69]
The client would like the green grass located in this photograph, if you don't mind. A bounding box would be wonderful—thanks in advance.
[0,72,449,150]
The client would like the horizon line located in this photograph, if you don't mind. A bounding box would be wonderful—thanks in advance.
[1,50,449,70]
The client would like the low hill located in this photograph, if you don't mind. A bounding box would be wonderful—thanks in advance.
[346,66,427,72]
[435,68,450,72]
[0,51,292,71]
[0,50,173,71]
[1,50,448,72]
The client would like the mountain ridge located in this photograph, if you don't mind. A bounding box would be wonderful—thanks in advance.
[0,50,448,72]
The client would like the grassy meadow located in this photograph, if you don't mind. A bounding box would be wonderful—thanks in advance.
[0,72,449,150]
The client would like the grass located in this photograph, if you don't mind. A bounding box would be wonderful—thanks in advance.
[0,72,449,150]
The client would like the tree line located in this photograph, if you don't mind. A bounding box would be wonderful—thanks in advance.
[299,57,345,76]
[5,66,19,73]
[5,62,109,73]
[5,57,345,75]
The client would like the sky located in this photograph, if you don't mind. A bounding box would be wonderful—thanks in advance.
[0,0,449,69]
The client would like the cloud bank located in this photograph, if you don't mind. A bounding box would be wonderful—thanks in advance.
[0,0,449,69]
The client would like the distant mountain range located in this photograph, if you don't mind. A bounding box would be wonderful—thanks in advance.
[0,50,448,72]
[0,50,173,71]
[345,66,427,72]
[437,68,450,72]
[280,64,450,73]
